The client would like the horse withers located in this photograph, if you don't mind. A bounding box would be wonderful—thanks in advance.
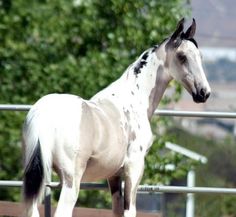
[22,18,210,217]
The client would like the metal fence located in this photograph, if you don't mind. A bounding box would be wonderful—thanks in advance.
[1,104,236,217]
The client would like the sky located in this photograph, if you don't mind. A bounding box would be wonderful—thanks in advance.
[191,0,236,47]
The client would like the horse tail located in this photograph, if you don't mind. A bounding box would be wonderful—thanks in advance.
[23,139,44,203]
[22,109,51,209]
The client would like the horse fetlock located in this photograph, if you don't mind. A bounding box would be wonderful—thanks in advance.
[124,207,136,217]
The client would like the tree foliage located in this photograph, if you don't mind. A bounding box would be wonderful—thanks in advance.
[0,0,189,205]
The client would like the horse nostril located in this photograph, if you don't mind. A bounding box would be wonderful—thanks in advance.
[199,88,206,97]
[198,88,210,102]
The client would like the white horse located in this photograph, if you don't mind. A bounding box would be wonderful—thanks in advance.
[22,18,210,217]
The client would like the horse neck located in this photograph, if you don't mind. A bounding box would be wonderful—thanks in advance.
[119,44,172,118]
[92,43,172,119]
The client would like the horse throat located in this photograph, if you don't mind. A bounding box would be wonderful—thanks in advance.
[128,47,172,119]
[147,64,171,119]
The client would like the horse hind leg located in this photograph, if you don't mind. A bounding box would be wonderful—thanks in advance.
[54,159,87,217]
[54,179,78,217]
[23,199,40,217]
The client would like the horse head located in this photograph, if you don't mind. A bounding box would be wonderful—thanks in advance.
[165,18,211,103]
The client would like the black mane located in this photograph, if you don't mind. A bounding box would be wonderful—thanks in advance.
[188,38,198,48]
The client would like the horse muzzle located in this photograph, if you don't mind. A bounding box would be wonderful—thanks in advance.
[192,88,210,103]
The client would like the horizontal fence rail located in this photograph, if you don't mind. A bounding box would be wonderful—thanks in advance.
[2,180,236,195]
[154,109,236,119]
[0,104,31,111]
[137,185,236,194]
[1,104,236,119]
[0,180,108,191]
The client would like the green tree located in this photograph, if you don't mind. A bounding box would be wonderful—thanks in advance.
[0,0,189,206]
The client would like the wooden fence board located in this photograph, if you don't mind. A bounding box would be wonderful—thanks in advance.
[0,201,162,217]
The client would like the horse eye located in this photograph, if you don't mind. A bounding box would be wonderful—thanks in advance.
[177,53,187,64]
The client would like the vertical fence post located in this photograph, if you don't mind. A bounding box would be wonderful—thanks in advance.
[45,176,52,217]
[186,169,195,217]
[45,185,51,217]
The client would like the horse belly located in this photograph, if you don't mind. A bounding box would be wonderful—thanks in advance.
[80,130,127,181]
[81,151,125,181]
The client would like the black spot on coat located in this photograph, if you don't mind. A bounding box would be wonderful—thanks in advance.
[151,45,159,53]
[134,51,149,75]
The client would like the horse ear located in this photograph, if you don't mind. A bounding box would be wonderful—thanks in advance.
[167,18,185,48]
[184,18,196,39]
[170,18,185,41]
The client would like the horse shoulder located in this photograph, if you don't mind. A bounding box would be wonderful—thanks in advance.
[80,100,128,181]
[123,106,154,158]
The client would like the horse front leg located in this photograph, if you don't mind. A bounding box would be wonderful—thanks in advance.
[108,175,124,217]
[124,155,144,217]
